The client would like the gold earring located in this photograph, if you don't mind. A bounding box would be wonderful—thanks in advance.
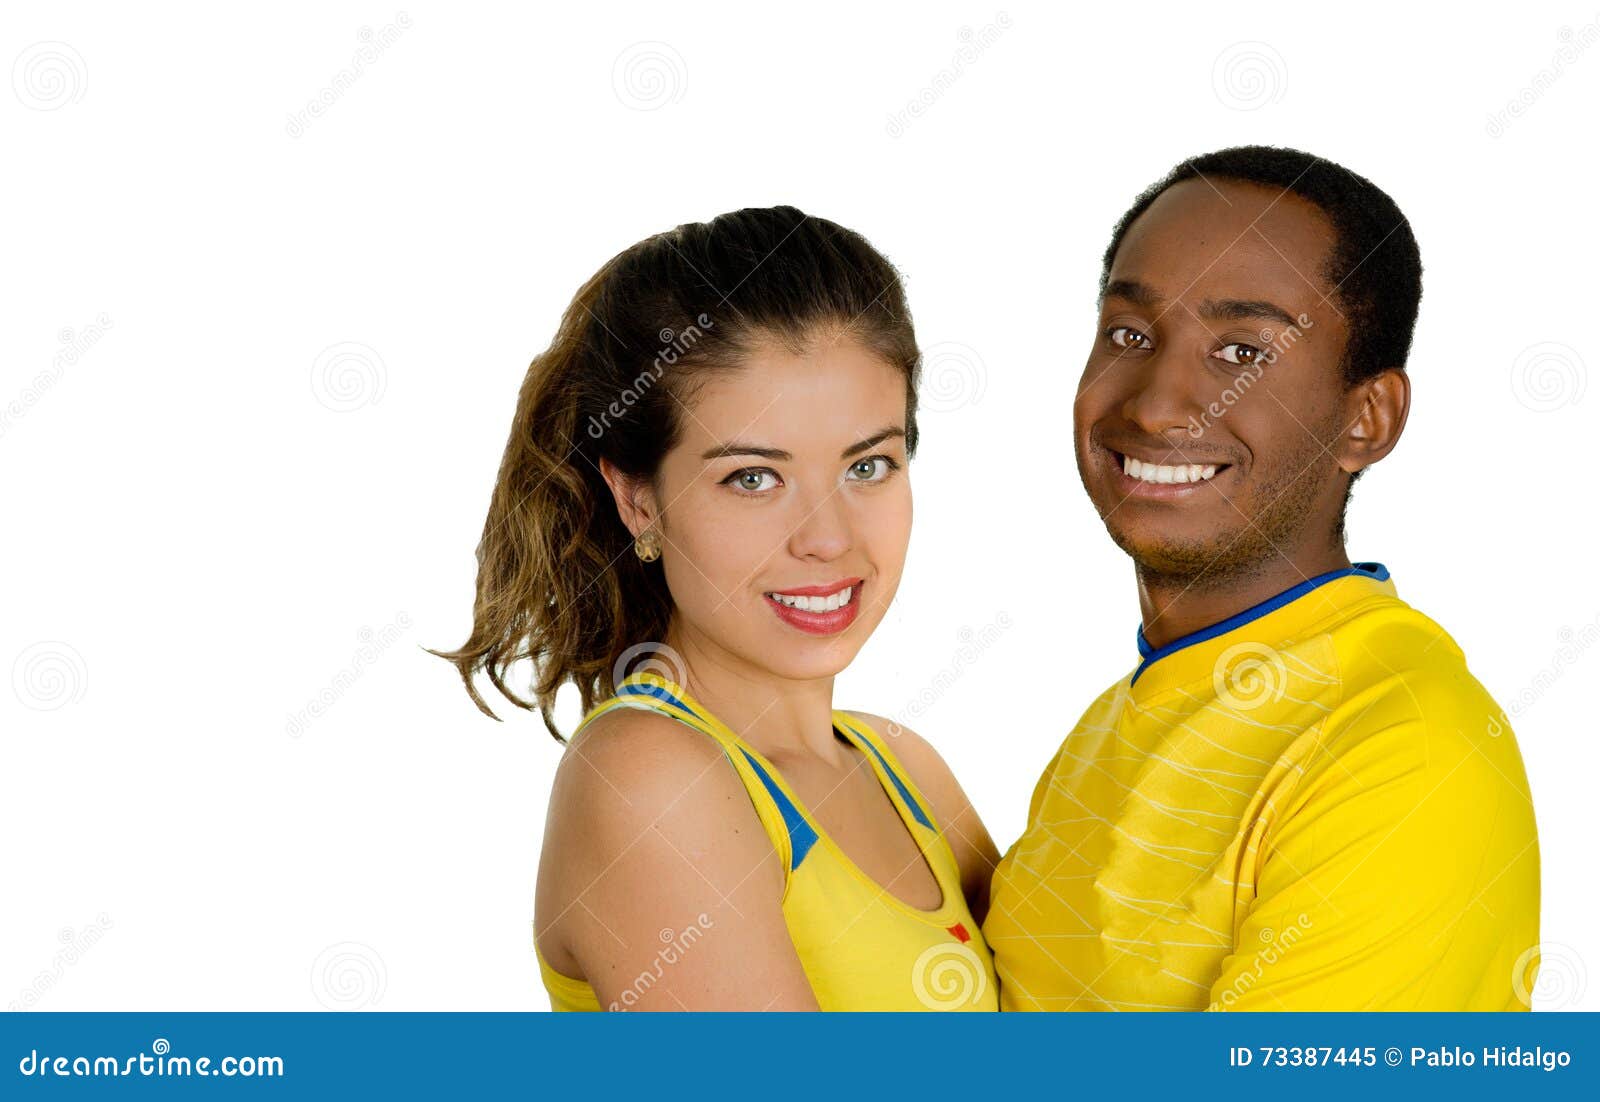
[634,529,661,562]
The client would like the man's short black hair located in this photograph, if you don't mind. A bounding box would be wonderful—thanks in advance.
[1099,145,1423,387]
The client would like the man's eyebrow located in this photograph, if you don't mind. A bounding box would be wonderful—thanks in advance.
[699,426,905,463]
[1102,279,1164,308]
[1199,297,1297,328]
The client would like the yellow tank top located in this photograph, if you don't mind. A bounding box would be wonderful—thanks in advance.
[534,672,998,1012]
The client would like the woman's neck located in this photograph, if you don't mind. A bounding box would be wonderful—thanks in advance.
[661,621,845,766]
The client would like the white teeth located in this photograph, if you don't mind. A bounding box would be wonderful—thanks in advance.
[1120,453,1222,485]
[768,586,855,611]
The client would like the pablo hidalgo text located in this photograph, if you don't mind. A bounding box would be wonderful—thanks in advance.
[1411,1046,1571,1071]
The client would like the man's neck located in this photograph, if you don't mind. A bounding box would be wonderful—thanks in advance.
[1135,546,1353,651]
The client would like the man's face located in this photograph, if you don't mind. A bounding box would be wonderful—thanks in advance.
[1075,177,1354,582]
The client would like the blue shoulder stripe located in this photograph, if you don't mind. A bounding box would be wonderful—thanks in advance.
[737,749,818,871]
[616,680,702,720]
[839,722,934,830]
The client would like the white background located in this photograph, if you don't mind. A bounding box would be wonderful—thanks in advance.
[3,1,1596,1011]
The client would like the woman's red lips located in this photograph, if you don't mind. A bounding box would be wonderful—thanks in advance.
[762,578,864,636]
[763,576,863,598]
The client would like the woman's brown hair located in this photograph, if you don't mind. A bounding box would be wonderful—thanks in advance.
[430,206,922,741]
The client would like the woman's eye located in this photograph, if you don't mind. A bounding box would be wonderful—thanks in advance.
[723,467,780,494]
[1213,342,1262,366]
[846,455,899,483]
[1107,326,1151,350]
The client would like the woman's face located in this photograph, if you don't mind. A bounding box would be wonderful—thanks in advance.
[644,333,913,684]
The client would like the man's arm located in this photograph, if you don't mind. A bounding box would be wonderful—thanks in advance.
[1209,708,1539,1011]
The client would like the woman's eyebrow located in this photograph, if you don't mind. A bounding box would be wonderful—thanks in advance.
[841,427,905,458]
[700,442,791,461]
[699,426,905,463]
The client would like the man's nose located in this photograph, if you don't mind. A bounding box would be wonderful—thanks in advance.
[1120,344,1204,440]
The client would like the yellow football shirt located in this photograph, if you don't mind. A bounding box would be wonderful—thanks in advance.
[984,563,1541,1011]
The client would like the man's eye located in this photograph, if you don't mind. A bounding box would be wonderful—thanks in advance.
[1213,343,1262,366]
[723,468,780,493]
[1107,326,1151,350]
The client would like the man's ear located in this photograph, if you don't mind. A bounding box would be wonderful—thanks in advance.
[1335,368,1410,475]
[598,457,657,537]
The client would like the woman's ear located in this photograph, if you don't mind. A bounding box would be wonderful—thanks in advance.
[598,457,657,538]
[1335,367,1410,475]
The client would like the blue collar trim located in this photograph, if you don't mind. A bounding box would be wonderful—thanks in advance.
[1130,561,1390,686]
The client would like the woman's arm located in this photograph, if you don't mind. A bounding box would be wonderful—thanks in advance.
[535,708,819,1011]
[845,712,1001,926]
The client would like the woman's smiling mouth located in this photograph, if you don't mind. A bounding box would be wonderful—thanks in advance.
[762,577,864,635]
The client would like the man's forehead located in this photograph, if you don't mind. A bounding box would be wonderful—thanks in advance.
[1108,177,1337,304]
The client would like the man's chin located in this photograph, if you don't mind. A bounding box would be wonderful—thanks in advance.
[1104,522,1236,582]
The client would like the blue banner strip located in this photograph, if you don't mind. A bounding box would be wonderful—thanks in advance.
[4,1012,1597,1099]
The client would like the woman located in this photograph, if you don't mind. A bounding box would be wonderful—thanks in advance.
[433,206,999,1011]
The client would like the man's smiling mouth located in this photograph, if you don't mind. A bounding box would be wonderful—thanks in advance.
[1121,453,1221,484]
[1108,448,1233,488]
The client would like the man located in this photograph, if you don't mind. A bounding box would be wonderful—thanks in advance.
[983,146,1540,1011]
